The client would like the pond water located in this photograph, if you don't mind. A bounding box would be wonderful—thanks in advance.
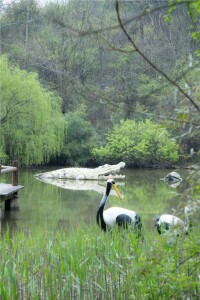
[0,168,191,233]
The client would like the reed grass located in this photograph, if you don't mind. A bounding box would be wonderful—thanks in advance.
[0,224,199,300]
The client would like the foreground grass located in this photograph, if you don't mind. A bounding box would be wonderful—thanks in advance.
[0,225,199,300]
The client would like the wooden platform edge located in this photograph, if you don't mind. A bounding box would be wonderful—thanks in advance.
[0,183,24,198]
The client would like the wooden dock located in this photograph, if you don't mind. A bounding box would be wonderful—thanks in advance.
[0,161,23,210]
[0,183,24,201]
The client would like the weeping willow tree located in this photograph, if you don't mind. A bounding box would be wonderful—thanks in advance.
[0,55,65,166]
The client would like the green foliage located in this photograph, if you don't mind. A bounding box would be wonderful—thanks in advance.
[92,120,179,167]
[1,0,199,165]
[186,0,200,22]
[55,111,98,166]
[3,0,39,23]
[0,55,65,165]
[165,0,200,54]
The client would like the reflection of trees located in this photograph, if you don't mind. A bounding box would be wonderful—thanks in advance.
[0,169,192,231]
[0,209,18,233]
[35,177,125,195]
[16,170,101,230]
[122,170,189,221]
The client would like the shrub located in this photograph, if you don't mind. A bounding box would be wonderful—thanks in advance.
[92,119,179,167]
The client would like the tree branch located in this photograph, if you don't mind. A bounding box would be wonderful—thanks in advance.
[82,85,200,127]
[53,3,183,37]
[115,0,200,111]
[144,62,200,102]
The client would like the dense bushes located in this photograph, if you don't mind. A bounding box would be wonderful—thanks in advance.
[92,119,179,167]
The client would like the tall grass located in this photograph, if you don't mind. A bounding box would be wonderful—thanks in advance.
[0,225,199,299]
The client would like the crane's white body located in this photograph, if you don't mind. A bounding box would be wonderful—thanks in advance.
[103,207,137,227]
[97,178,141,233]
[156,214,188,235]
[158,214,184,227]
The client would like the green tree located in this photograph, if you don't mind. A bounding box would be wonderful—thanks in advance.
[0,0,40,69]
[53,111,97,167]
[165,0,200,55]
[0,55,65,166]
[92,119,179,167]
[1,0,199,164]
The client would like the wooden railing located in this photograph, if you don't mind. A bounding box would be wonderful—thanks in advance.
[0,160,19,186]
[0,161,23,210]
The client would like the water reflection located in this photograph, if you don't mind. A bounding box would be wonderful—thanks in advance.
[0,209,18,232]
[35,176,125,195]
[164,180,182,188]
[0,168,191,233]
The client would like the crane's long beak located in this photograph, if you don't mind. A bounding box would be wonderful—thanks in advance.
[112,183,123,200]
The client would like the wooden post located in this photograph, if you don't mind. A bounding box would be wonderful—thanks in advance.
[9,161,19,210]
[12,160,18,186]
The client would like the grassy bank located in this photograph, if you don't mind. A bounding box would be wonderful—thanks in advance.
[0,225,199,300]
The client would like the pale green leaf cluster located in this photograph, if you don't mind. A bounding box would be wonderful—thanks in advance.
[92,119,179,166]
[0,55,65,165]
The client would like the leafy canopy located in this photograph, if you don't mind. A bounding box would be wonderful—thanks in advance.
[0,55,65,165]
[92,119,179,167]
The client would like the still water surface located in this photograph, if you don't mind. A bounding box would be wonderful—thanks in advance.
[0,168,191,233]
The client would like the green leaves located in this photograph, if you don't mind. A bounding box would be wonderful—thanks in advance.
[92,119,179,167]
[55,111,97,166]
[0,55,64,165]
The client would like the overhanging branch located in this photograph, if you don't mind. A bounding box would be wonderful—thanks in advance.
[115,0,200,111]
